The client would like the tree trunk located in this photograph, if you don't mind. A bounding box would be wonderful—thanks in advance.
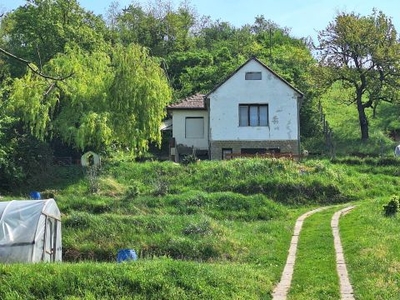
[357,96,369,140]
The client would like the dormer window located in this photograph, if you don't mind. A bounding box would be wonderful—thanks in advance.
[245,72,262,80]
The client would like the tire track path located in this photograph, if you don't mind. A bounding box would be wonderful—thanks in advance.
[331,206,355,300]
[272,206,355,300]
[271,207,329,299]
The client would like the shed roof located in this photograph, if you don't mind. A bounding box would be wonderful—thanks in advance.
[168,93,206,110]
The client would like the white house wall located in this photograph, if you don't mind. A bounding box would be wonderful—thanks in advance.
[172,110,209,150]
[208,60,299,142]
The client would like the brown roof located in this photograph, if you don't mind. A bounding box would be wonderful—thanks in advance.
[168,93,206,110]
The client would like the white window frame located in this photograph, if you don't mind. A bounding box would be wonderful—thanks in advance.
[239,104,269,127]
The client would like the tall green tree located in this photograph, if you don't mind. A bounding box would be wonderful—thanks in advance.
[0,0,107,77]
[8,44,172,154]
[110,0,196,57]
[316,10,400,140]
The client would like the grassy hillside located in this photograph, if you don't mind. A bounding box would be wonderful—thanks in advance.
[317,84,400,156]
[2,157,400,298]
[54,158,346,262]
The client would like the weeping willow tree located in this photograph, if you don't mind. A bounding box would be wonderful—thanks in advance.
[8,43,172,154]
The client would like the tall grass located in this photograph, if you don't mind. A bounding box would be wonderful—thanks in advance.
[52,158,359,263]
[0,260,272,300]
[319,85,399,156]
[340,198,400,299]
[3,156,400,298]
[101,158,351,205]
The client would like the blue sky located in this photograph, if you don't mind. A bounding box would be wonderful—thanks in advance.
[1,0,399,42]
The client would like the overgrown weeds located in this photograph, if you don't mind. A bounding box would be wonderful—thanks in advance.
[383,195,399,217]
[5,156,400,298]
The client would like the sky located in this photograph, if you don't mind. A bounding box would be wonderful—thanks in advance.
[1,0,399,42]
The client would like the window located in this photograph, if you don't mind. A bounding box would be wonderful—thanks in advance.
[241,148,266,154]
[239,104,268,126]
[268,147,281,154]
[185,117,204,138]
[245,72,262,80]
[222,148,232,160]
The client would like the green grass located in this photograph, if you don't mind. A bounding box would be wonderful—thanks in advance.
[0,260,272,300]
[288,207,340,299]
[319,84,400,156]
[341,198,400,299]
[3,156,400,298]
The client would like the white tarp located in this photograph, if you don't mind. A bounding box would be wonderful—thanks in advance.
[0,199,62,263]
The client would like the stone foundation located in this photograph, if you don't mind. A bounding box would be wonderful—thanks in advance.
[210,140,299,160]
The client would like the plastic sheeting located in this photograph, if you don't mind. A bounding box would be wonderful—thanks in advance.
[117,249,137,262]
[0,199,62,263]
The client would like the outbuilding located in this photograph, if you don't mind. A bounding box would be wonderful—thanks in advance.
[0,199,62,263]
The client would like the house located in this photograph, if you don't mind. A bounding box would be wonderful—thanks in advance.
[167,57,303,160]
[167,93,209,160]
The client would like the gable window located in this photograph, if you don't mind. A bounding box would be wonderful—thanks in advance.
[239,104,269,126]
[245,72,262,80]
[185,117,204,138]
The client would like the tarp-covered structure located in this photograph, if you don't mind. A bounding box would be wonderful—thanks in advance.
[0,199,62,263]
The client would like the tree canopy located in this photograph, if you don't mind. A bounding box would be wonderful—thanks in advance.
[4,0,400,190]
[0,0,107,77]
[0,0,354,169]
[8,43,171,153]
[316,10,400,140]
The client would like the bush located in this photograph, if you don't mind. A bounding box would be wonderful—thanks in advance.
[383,196,399,217]
[183,219,213,236]
[124,182,141,199]
[181,154,198,165]
[0,127,55,192]
[151,168,170,196]
[152,178,169,196]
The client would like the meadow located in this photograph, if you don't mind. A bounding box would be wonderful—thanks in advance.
[2,156,400,299]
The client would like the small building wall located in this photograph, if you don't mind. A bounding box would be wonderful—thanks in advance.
[171,109,209,150]
[210,140,299,160]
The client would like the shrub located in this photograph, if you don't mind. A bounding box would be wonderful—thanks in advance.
[151,169,169,196]
[0,128,55,192]
[124,182,141,199]
[183,219,212,236]
[383,196,399,217]
[181,154,198,165]
[152,178,169,196]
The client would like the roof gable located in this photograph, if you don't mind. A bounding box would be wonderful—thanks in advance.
[205,57,303,98]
